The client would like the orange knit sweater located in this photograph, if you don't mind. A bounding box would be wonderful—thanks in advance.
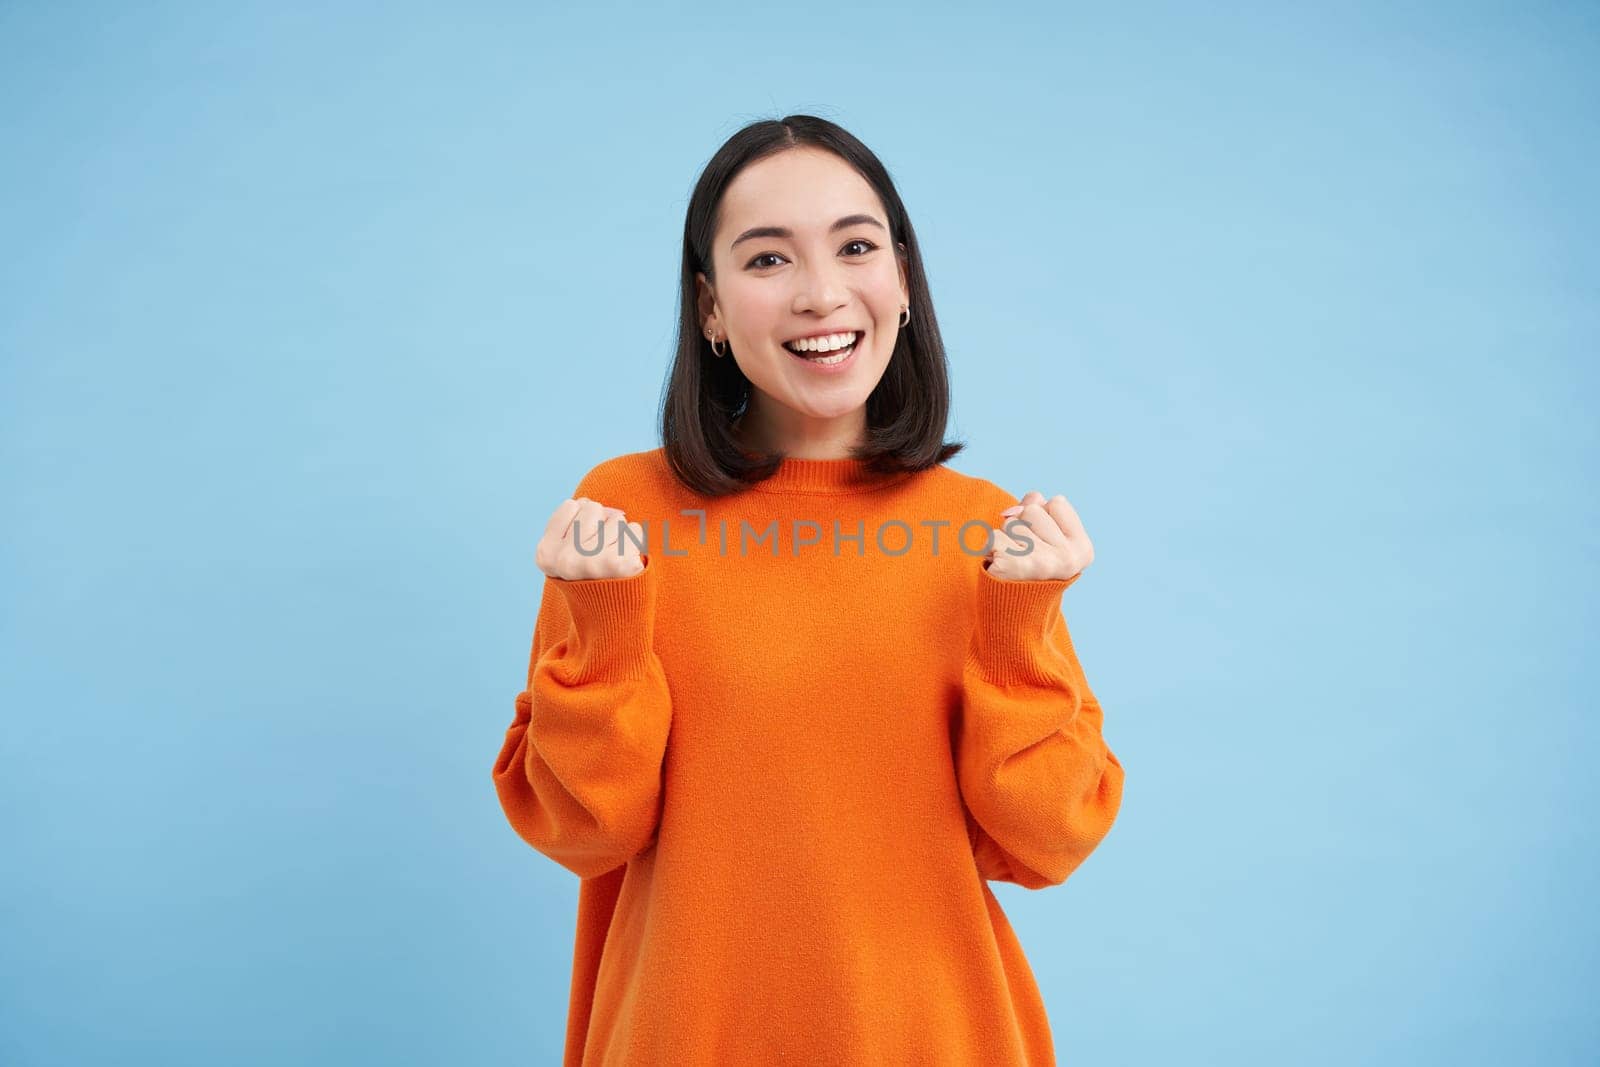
[491,448,1125,1065]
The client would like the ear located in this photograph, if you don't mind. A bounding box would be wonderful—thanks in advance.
[895,242,909,308]
[695,272,718,333]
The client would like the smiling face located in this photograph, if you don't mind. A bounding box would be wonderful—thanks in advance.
[696,146,910,458]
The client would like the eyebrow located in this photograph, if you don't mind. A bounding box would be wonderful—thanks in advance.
[729,213,887,251]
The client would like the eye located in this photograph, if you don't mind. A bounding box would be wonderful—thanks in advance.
[744,239,879,271]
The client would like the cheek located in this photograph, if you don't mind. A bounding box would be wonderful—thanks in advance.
[722,282,787,332]
[862,268,905,307]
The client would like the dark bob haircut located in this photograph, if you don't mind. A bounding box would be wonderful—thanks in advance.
[660,114,966,498]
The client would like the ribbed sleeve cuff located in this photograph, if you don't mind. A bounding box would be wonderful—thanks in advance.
[964,560,1082,686]
[551,554,660,682]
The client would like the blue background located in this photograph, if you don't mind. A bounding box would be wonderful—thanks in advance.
[3,2,1595,1064]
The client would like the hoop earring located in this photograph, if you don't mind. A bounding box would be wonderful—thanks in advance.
[708,332,726,358]
[899,306,911,328]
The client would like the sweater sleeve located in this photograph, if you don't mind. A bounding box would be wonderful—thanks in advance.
[491,551,673,880]
[955,560,1125,890]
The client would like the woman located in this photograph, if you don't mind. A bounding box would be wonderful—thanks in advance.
[491,114,1125,1066]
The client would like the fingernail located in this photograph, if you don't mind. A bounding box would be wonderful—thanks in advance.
[1000,505,1023,517]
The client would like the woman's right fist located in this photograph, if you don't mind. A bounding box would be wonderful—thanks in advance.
[535,497,646,581]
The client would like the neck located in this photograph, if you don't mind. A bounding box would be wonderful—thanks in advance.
[733,400,868,460]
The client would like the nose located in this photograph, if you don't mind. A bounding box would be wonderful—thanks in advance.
[792,259,849,317]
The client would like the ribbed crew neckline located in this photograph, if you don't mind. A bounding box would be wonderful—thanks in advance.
[743,453,915,496]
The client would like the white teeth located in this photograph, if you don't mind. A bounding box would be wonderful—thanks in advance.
[784,331,858,353]
[804,346,852,365]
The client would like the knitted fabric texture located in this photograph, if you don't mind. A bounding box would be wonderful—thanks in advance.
[492,447,1125,1065]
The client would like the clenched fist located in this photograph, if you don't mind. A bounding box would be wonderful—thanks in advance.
[984,490,1094,583]
[535,496,647,581]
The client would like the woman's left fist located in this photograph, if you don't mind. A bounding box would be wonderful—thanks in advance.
[985,490,1094,583]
